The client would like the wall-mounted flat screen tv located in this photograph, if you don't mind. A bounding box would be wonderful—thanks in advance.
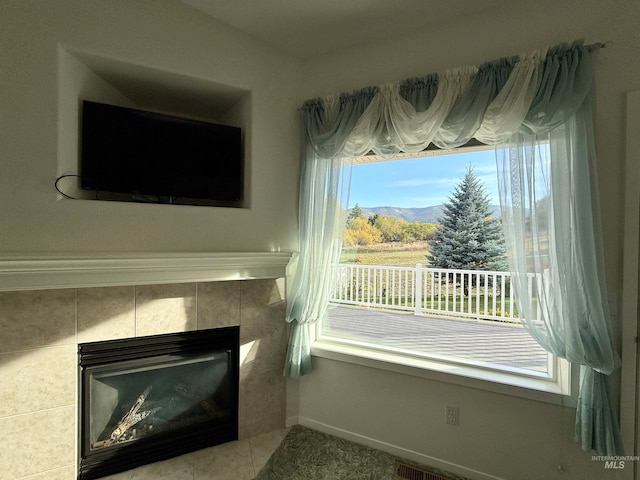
[81,100,243,206]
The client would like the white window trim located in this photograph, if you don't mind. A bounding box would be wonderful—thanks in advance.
[312,322,575,406]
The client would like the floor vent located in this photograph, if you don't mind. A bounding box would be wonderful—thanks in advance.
[393,460,455,480]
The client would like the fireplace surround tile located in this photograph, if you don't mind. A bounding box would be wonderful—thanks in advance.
[0,289,76,353]
[240,323,288,374]
[197,281,241,329]
[0,345,76,417]
[134,283,197,336]
[237,279,287,441]
[239,407,287,442]
[239,371,286,420]
[0,405,75,479]
[19,466,76,480]
[239,279,288,374]
[239,367,286,436]
[77,286,135,343]
[240,280,286,339]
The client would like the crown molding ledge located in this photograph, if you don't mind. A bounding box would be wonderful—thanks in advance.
[0,252,294,292]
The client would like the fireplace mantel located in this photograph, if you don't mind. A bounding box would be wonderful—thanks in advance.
[0,252,293,291]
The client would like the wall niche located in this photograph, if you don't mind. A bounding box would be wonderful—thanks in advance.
[56,47,252,207]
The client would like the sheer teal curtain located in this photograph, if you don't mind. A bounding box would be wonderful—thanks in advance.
[288,41,622,455]
[284,93,373,378]
[496,44,622,454]
[497,78,622,457]
[283,143,351,378]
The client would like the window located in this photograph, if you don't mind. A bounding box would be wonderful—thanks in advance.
[314,145,570,396]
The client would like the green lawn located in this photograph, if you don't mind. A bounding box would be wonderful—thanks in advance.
[340,242,430,267]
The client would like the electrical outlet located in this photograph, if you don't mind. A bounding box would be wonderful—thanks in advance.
[445,405,459,426]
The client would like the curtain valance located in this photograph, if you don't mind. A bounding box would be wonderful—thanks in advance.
[301,41,603,158]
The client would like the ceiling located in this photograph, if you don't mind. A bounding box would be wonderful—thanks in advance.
[179,0,517,59]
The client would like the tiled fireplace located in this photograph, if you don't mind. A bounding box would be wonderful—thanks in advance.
[0,277,288,480]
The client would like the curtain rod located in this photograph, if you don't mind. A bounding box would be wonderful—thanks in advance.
[301,40,610,110]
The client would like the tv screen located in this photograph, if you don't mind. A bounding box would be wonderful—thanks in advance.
[81,100,243,206]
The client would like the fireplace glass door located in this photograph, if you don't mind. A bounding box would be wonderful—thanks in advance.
[88,352,230,450]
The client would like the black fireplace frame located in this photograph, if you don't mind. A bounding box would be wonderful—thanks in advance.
[78,326,239,480]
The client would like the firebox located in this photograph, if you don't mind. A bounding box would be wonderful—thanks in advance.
[78,326,239,480]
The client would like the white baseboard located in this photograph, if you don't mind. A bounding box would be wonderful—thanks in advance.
[287,416,505,480]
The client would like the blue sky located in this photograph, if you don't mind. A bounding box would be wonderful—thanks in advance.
[348,148,500,209]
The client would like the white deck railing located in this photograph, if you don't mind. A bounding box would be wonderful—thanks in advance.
[331,264,522,323]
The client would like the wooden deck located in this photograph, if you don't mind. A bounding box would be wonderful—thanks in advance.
[323,305,549,373]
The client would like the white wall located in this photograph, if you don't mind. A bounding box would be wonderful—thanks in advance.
[0,0,302,253]
[291,0,640,479]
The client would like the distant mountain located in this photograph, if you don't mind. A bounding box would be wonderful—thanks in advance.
[355,205,502,224]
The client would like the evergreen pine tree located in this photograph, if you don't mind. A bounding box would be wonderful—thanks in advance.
[348,203,364,220]
[427,167,507,273]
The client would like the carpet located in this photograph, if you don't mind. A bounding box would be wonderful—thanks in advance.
[255,425,469,480]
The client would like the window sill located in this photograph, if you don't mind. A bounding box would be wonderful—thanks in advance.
[311,338,576,407]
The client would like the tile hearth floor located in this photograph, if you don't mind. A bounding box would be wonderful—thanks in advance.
[99,428,290,480]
